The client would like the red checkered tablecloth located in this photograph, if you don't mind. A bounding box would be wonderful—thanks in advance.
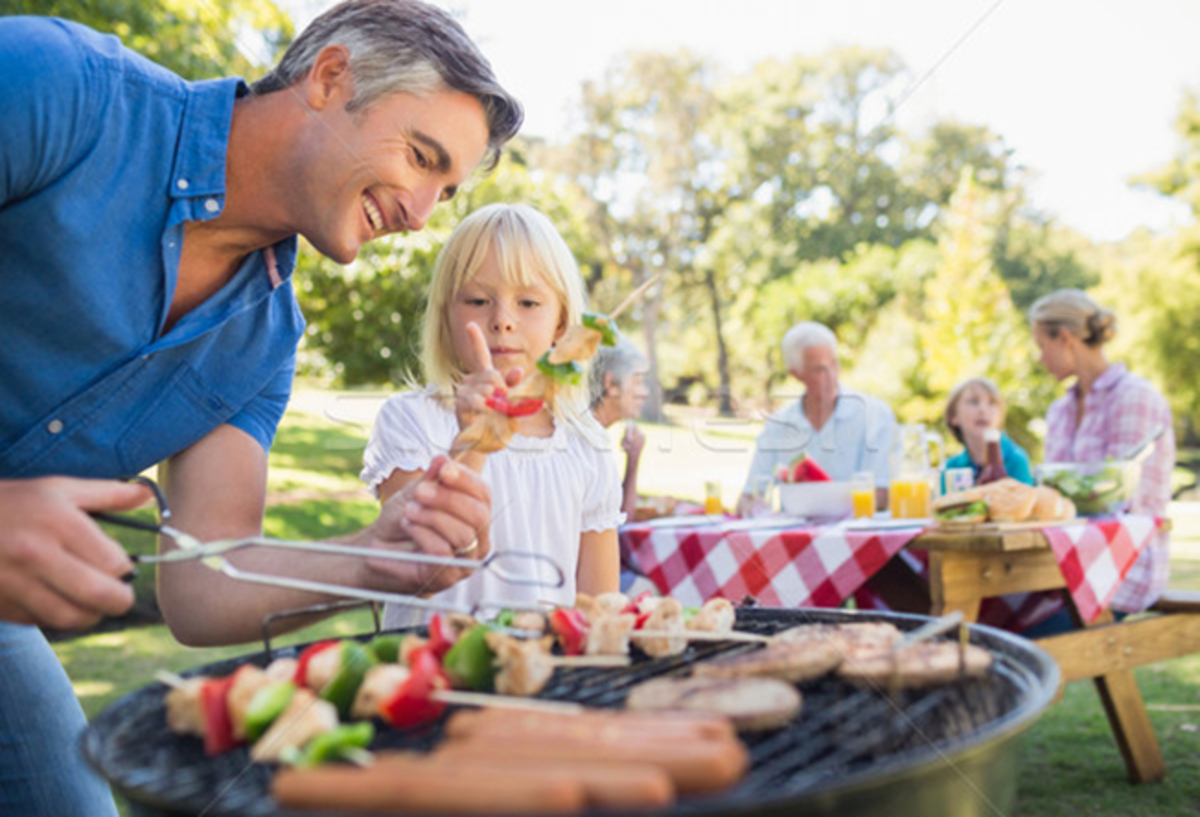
[620,518,926,608]
[872,514,1164,631]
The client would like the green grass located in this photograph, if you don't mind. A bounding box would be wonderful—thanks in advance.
[55,391,1200,816]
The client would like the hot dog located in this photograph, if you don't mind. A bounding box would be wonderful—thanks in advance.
[436,731,749,795]
[272,752,587,814]
[443,706,736,743]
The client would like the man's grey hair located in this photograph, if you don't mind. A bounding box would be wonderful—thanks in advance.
[781,321,838,372]
[251,0,523,170]
[589,336,648,408]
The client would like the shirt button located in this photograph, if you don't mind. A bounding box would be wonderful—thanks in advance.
[47,419,64,435]
[204,199,220,213]
[176,179,189,190]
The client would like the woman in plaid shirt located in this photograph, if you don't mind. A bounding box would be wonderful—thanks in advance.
[1030,289,1176,614]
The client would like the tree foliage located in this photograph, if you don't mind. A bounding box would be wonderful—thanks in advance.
[3,0,293,80]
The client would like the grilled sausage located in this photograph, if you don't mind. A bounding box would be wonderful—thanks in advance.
[272,752,587,814]
[423,753,674,810]
[436,730,749,795]
[443,707,737,743]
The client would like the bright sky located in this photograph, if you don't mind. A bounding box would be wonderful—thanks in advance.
[291,0,1200,242]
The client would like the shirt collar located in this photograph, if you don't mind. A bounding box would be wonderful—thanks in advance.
[1071,361,1127,399]
[168,78,245,203]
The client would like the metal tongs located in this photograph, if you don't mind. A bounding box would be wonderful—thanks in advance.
[93,477,566,615]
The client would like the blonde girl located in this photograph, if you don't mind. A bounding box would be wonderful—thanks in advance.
[362,203,623,626]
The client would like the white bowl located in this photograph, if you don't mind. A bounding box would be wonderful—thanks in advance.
[778,481,854,519]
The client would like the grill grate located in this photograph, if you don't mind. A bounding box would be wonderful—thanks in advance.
[84,608,1057,817]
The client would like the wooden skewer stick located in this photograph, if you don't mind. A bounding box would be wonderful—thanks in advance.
[155,669,188,689]
[629,629,771,644]
[607,271,663,322]
[549,655,631,668]
[433,690,584,714]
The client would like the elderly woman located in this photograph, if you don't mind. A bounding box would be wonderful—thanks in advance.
[1030,289,1175,616]
[589,337,651,517]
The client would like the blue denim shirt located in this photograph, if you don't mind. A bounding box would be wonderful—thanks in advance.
[0,18,305,479]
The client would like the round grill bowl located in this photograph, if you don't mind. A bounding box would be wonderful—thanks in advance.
[83,608,1059,817]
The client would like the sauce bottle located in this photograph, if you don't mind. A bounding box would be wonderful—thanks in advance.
[976,428,1008,485]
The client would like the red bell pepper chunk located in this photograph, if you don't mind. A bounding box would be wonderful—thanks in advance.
[426,614,456,662]
[549,608,590,656]
[485,388,544,418]
[293,640,339,688]
[200,674,239,756]
[621,590,654,616]
[379,646,450,729]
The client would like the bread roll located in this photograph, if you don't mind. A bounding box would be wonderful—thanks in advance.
[1029,485,1076,522]
[980,478,1037,522]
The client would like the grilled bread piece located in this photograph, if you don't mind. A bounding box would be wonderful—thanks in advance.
[838,640,993,688]
[692,638,841,683]
[625,676,801,731]
[772,621,903,663]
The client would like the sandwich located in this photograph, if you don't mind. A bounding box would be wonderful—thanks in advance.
[932,488,989,524]
[1029,484,1076,522]
[979,478,1038,522]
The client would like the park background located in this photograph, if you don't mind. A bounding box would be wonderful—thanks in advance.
[5,0,1200,814]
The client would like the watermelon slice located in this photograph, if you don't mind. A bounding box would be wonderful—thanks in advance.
[787,454,831,482]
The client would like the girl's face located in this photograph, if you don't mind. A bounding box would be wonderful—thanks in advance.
[449,246,565,379]
[951,385,1002,442]
[1033,325,1076,381]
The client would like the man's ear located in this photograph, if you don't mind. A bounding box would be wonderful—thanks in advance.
[305,45,354,111]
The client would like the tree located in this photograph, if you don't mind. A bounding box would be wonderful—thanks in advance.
[546,50,731,418]
[2,0,293,80]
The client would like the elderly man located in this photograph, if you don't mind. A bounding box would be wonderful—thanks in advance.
[0,2,521,813]
[737,322,895,515]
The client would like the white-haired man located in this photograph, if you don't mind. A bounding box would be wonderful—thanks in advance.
[737,322,895,515]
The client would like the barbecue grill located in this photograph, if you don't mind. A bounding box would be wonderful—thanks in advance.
[83,607,1059,817]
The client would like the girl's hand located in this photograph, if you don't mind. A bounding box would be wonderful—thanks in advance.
[454,322,521,431]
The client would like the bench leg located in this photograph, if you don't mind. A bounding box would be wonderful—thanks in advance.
[1093,667,1166,783]
[1064,607,1166,783]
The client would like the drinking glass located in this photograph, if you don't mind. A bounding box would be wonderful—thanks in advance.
[850,472,876,518]
[704,480,724,515]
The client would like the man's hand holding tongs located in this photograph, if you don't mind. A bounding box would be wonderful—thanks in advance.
[366,455,492,595]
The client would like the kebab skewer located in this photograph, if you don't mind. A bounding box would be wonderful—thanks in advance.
[449,272,662,466]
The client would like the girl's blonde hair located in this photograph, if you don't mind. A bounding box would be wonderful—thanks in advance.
[944,377,1004,445]
[1028,289,1116,348]
[421,203,589,416]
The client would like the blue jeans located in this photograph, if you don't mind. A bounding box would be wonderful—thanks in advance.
[0,622,118,817]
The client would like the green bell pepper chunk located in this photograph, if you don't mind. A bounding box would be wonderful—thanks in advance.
[319,641,378,720]
[281,722,375,769]
[536,354,583,385]
[582,312,618,347]
[443,624,496,692]
[493,609,516,627]
[367,633,406,664]
[244,680,296,743]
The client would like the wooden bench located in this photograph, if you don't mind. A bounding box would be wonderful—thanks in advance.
[901,528,1198,784]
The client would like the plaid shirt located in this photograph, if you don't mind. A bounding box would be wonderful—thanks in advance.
[1044,363,1175,612]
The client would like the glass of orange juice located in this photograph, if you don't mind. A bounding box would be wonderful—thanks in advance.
[889,476,932,519]
[850,471,876,518]
[704,480,724,515]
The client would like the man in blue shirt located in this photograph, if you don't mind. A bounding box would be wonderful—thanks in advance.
[0,1,522,813]
[737,322,896,515]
